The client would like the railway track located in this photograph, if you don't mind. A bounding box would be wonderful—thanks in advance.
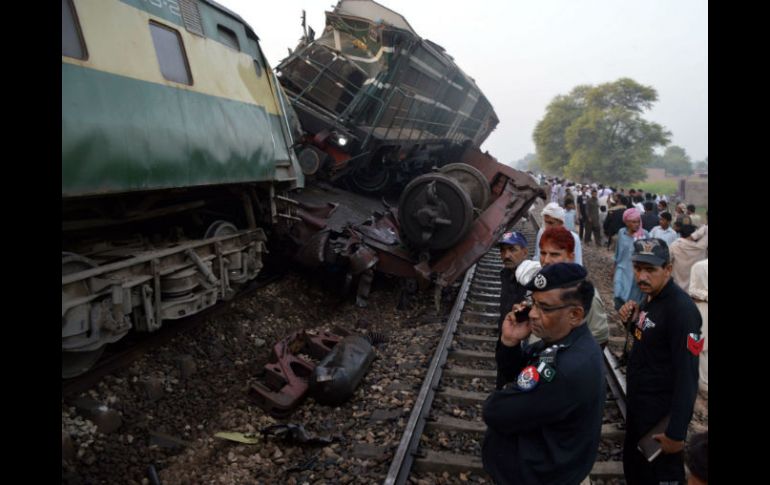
[385,218,629,484]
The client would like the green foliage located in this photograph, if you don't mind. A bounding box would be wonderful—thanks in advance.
[659,145,692,176]
[633,180,678,197]
[527,156,542,172]
[533,78,670,185]
[693,156,708,172]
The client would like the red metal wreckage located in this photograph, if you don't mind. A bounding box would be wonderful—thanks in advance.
[278,145,544,304]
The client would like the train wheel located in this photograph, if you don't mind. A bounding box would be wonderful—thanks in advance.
[397,173,474,250]
[204,220,238,239]
[62,252,105,378]
[438,163,491,210]
[204,220,252,291]
[350,159,391,193]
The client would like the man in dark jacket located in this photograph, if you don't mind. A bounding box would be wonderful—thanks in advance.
[585,189,602,246]
[577,186,589,240]
[641,201,659,232]
[618,239,702,485]
[604,195,628,249]
[482,263,606,484]
[495,231,539,388]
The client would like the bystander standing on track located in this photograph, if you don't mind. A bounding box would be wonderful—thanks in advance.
[686,204,702,227]
[496,231,541,388]
[649,212,679,247]
[577,186,589,241]
[618,239,702,485]
[641,201,659,232]
[564,198,577,232]
[482,263,605,485]
[688,259,708,396]
[604,195,628,251]
[584,189,603,247]
[533,202,583,265]
[538,226,609,348]
[669,223,707,292]
[612,208,649,310]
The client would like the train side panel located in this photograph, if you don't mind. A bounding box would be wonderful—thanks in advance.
[62,0,302,197]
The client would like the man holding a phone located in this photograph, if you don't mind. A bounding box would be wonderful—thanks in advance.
[618,239,702,485]
[482,263,605,484]
[496,231,540,388]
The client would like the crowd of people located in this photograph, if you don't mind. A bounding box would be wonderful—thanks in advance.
[481,176,708,484]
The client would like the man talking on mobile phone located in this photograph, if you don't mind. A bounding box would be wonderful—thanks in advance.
[618,239,702,485]
[482,263,605,484]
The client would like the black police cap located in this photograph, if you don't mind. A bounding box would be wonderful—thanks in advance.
[524,262,587,292]
[631,238,670,266]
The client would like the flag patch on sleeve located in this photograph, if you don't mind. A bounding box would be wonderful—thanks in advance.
[687,333,704,356]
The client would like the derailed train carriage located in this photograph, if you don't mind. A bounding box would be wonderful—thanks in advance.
[62,0,543,378]
[62,0,305,377]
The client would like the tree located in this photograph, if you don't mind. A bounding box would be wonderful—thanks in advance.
[513,153,539,172]
[533,78,670,185]
[659,145,692,176]
[693,155,708,173]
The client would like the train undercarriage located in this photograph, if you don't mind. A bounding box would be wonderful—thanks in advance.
[61,184,293,378]
[62,161,542,379]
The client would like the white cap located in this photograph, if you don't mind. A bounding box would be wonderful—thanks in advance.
[516,260,542,285]
[541,202,566,222]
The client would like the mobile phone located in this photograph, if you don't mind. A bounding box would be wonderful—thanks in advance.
[514,305,531,322]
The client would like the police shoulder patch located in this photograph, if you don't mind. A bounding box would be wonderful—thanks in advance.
[516,365,540,391]
[687,333,704,356]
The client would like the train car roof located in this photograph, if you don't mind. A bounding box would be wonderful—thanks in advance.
[202,0,260,41]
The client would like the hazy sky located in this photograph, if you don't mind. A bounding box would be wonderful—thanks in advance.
[217,0,708,165]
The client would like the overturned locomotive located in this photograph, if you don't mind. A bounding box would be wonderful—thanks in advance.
[275,0,543,283]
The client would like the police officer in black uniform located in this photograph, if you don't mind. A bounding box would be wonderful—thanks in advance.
[482,263,606,484]
[618,239,702,485]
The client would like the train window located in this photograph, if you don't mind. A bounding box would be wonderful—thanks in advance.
[149,22,193,85]
[62,0,87,59]
[217,25,240,51]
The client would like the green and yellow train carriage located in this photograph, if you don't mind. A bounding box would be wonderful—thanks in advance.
[62,0,304,377]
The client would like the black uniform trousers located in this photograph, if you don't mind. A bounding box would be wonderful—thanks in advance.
[623,402,686,485]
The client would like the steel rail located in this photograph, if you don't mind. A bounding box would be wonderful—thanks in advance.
[384,263,477,485]
[603,346,628,420]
